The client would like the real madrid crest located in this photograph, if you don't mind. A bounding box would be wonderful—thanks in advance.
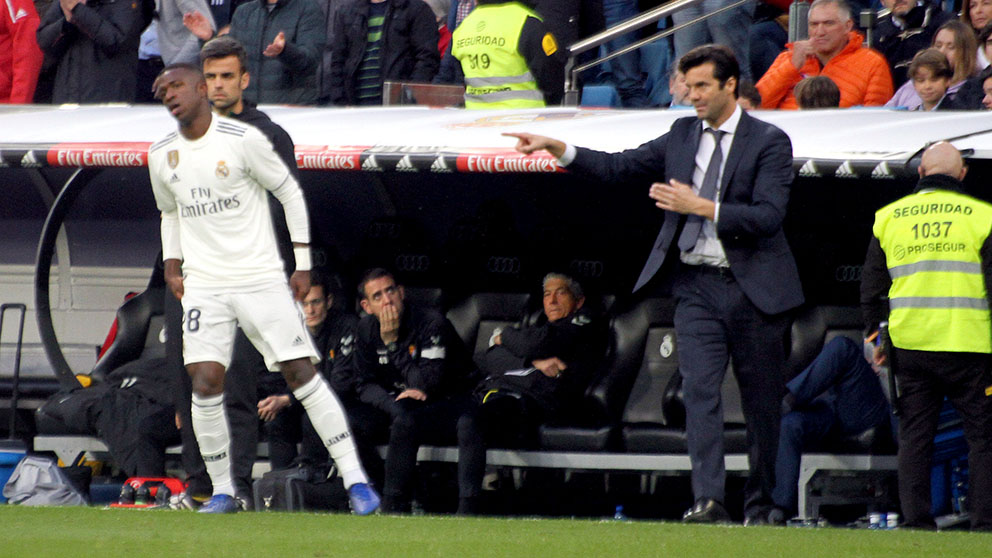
[215,160,230,178]
[167,150,179,169]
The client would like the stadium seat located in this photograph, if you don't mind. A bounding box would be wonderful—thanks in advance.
[88,288,166,384]
[34,287,167,435]
[446,292,532,357]
[618,298,747,454]
[580,85,622,108]
[538,300,649,452]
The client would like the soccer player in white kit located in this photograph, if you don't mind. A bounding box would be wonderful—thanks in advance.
[148,63,380,514]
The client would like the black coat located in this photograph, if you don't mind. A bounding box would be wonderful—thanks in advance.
[953,66,992,110]
[477,308,607,415]
[871,1,952,89]
[229,0,326,105]
[36,0,152,103]
[350,306,474,414]
[328,0,439,105]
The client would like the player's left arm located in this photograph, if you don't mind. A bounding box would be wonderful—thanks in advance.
[243,128,311,299]
[715,126,794,239]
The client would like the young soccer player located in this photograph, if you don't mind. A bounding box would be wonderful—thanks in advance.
[148,63,380,514]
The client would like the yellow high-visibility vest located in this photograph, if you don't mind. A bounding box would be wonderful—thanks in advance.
[452,3,546,109]
[874,188,992,353]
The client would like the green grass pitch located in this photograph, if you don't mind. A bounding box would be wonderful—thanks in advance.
[1,507,990,558]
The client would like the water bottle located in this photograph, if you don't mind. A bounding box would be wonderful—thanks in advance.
[614,505,628,521]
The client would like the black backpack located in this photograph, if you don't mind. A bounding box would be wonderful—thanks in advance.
[252,464,350,512]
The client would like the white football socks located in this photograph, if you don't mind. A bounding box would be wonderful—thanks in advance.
[293,375,369,488]
[190,393,236,497]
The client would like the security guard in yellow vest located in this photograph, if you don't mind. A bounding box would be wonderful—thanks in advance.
[862,142,992,531]
[450,0,564,109]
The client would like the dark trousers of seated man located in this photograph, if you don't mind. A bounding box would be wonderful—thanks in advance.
[455,391,551,514]
[772,336,891,515]
[381,394,481,513]
[474,392,547,449]
[266,397,388,489]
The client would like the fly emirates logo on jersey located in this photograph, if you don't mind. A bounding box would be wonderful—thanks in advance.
[180,186,241,219]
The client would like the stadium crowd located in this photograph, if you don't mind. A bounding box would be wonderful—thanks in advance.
[3,0,992,109]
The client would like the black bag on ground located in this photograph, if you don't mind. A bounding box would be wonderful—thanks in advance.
[253,464,349,512]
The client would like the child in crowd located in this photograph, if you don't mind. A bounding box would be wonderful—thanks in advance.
[886,21,977,109]
[794,76,840,109]
[909,49,955,111]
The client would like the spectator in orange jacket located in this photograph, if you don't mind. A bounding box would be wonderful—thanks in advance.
[0,0,43,103]
[756,0,893,109]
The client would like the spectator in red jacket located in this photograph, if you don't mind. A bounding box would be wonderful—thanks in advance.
[756,0,893,109]
[0,0,43,103]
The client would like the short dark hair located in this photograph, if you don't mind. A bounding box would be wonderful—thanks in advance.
[678,44,741,97]
[157,63,204,83]
[737,79,761,108]
[909,48,953,81]
[357,267,396,300]
[309,268,330,298]
[199,36,247,72]
[794,76,840,109]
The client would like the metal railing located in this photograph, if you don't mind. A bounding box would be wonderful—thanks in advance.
[563,0,753,106]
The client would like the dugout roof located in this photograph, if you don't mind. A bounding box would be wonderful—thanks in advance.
[0,105,990,179]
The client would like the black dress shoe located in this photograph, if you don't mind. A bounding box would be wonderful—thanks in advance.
[682,498,731,523]
[767,507,787,526]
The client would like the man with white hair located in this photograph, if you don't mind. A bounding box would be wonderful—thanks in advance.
[460,272,607,514]
[757,0,893,108]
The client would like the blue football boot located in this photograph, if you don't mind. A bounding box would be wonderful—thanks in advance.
[198,494,240,514]
[347,483,381,516]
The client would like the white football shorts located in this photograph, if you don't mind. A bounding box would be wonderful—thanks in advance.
[180,282,319,371]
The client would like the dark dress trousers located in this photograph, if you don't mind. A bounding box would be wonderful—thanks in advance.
[568,111,803,516]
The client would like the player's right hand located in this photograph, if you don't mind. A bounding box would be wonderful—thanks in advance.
[378,305,401,344]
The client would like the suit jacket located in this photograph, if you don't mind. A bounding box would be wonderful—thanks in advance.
[569,110,804,316]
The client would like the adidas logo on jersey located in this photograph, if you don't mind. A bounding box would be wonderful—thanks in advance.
[292,336,305,347]
[169,173,180,183]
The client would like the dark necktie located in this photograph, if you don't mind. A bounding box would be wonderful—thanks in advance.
[678,128,727,252]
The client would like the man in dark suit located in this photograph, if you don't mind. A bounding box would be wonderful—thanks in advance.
[505,44,802,525]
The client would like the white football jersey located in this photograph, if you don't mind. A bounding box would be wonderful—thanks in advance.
[149,114,307,290]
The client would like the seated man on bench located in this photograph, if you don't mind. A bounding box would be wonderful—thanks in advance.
[770,336,893,523]
[460,272,607,513]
